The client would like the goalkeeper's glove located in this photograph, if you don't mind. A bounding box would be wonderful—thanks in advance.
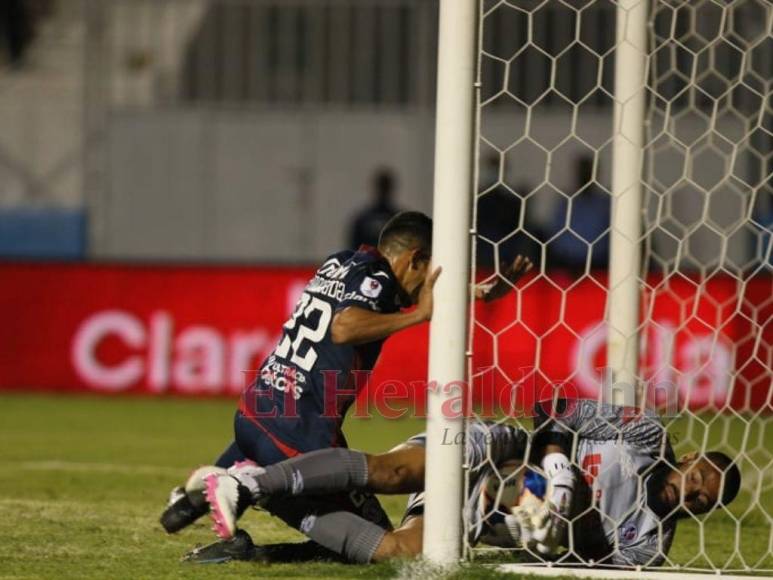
[501,492,541,548]
[529,452,575,556]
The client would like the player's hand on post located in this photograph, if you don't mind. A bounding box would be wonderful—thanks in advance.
[475,255,534,302]
[415,266,442,321]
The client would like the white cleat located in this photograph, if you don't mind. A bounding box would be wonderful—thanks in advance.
[227,461,269,506]
[184,465,227,508]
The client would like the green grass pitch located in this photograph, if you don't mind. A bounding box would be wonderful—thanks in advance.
[0,393,769,579]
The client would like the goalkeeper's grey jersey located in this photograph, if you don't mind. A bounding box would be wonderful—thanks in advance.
[574,435,676,566]
[538,399,677,567]
[406,402,676,566]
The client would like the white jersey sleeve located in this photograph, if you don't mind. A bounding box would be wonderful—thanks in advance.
[466,421,528,472]
[534,398,671,456]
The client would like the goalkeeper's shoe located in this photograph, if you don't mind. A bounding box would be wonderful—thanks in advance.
[160,466,227,533]
[181,529,258,564]
[204,473,254,539]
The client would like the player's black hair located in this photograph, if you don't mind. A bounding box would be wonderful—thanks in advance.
[378,211,432,258]
[706,451,742,507]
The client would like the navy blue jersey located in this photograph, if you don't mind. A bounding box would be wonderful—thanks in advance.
[240,247,401,454]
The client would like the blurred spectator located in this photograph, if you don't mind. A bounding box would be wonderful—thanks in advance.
[753,190,772,267]
[348,168,402,249]
[476,154,541,268]
[547,156,610,272]
[0,0,32,68]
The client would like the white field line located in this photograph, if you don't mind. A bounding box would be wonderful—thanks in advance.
[9,460,186,476]
[496,564,767,580]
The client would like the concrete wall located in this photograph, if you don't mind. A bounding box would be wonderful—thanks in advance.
[101,107,760,272]
[101,109,435,262]
[1,1,762,270]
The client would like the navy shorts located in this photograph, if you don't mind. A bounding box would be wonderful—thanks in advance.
[233,410,303,466]
[214,411,294,468]
[219,410,394,536]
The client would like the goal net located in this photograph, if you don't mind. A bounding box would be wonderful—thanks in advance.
[461,0,772,574]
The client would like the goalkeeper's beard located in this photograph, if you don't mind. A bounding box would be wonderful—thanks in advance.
[646,462,677,520]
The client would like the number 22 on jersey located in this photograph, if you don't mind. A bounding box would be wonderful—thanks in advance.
[274,292,333,372]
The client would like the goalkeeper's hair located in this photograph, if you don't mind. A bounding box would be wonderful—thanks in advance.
[378,211,433,258]
[706,451,742,507]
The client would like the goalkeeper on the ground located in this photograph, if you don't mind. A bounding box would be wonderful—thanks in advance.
[197,398,741,567]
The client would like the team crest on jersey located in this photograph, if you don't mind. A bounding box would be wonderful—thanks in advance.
[360,276,383,298]
[620,522,638,543]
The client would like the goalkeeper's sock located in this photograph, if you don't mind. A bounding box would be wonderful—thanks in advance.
[300,510,387,563]
[236,448,369,500]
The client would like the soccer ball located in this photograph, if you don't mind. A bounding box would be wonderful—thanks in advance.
[482,459,522,511]
[481,459,546,513]
[479,459,547,548]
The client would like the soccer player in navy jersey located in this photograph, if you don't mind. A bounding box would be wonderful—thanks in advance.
[160,210,533,550]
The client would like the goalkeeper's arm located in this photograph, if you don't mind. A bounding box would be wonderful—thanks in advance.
[527,442,576,555]
[474,255,533,302]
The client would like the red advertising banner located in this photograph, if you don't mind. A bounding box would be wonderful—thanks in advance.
[0,263,770,413]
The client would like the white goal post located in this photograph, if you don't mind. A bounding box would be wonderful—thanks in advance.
[424,0,773,574]
[606,0,647,405]
[422,0,477,565]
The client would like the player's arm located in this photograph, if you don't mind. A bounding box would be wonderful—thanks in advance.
[474,255,533,303]
[331,308,425,345]
[330,267,440,345]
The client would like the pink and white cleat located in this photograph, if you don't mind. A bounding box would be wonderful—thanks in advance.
[204,473,253,539]
[185,465,227,498]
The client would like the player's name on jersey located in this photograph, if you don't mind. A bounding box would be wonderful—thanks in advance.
[306,275,345,301]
